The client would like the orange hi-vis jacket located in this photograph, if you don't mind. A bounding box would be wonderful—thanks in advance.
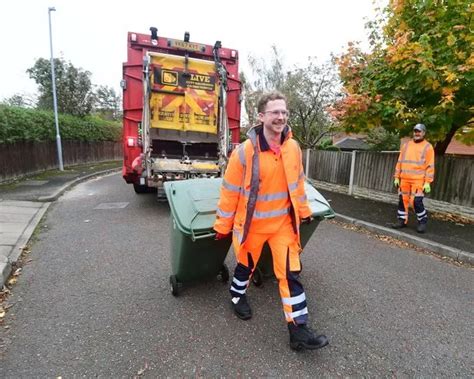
[394,140,435,183]
[214,125,312,246]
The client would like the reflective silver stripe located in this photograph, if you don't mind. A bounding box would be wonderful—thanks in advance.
[222,179,241,193]
[282,292,306,306]
[420,142,430,161]
[285,307,308,319]
[233,229,243,244]
[298,171,304,180]
[400,191,410,195]
[254,207,291,219]
[401,169,426,175]
[233,277,249,287]
[425,174,434,178]
[298,194,307,203]
[230,286,246,294]
[240,189,288,202]
[216,208,235,218]
[397,210,407,216]
[238,144,246,166]
[400,143,409,161]
[400,159,424,164]
[259,191,288,201]
[288,181,298,191]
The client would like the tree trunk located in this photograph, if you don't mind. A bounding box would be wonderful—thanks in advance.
[434,124,458,156]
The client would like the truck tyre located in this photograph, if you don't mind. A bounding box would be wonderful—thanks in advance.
[133,183,148,194]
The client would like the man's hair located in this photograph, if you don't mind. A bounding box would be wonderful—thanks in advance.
[257,91,287,113]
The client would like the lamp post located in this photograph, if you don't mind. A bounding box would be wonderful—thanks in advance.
[48,6,64,171]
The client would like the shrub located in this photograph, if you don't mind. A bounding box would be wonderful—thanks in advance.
[0,105,121,144]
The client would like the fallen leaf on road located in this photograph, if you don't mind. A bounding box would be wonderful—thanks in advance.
[7,277,17,286]
[0,307,5,318]
[135,362,149,377]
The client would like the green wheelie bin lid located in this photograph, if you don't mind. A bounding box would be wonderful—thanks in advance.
[164,178,222,240]
[304,181,335,220]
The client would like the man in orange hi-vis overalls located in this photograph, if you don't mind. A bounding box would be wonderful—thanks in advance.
[393,123,435,233]
[213,91,328,351]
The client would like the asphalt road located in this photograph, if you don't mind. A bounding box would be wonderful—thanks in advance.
[1,173,473,377]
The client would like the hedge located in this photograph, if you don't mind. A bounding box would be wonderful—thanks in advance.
[0,105,122,144]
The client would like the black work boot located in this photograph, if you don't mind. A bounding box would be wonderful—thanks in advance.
[288,323,329,351]
[392,219,407,229]
[232,295,252,320]
[417,222,427,233]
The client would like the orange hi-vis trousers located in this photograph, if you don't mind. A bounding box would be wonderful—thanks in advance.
[397,179,428,224]
[229,222,309,325]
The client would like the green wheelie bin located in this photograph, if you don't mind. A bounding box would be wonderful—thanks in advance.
[164,178,231,296]
[251,181,335,286]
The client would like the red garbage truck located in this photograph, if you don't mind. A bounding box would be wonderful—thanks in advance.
[121,27,241,197]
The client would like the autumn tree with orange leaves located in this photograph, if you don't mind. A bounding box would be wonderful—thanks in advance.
[332,0,473,155]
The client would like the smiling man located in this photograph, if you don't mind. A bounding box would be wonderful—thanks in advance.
[213,91,329,351]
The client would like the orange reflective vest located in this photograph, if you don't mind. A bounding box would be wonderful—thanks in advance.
[214,125,312,245]
[394,140,435,183]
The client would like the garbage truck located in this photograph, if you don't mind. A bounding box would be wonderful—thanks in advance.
[121,28,242,197]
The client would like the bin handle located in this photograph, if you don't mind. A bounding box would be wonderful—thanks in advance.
[189,213,216,241]
[192,231,217,241]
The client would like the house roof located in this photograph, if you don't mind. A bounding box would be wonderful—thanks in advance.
[334,137,370,151]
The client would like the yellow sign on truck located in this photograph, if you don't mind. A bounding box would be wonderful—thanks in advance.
[149,53,218,134]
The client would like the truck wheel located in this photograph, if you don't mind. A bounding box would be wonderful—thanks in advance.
[170,275,179,296]
[252,268,263,287]
[218,264,229,283]
[133,183,148,194]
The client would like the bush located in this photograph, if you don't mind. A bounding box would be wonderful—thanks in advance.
[0,105,121,144]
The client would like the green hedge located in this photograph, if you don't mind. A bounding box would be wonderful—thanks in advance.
[0,105,122,144]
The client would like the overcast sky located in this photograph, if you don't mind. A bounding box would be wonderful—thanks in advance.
[0,0,381,100]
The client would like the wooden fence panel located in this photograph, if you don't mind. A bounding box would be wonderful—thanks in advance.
[0,141,122,182]
[308,150,351,185]
[354,152,399,193]
[307,149,473,207]
[431,155,474,206]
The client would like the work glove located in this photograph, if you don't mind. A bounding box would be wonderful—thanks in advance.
[423,183,431,193]
[393,178,400,188]
[301,216,313,225]
[214,230,230,240]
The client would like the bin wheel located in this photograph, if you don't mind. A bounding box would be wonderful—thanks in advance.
[218,264,229,283]
[252,268,263,287]
[170,275,179,296]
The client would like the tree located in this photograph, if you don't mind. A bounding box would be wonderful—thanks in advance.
[1,93,36,108]
[332,0,474,155]
[94,85,121,121]
[366,126,400,151]
[243,47,341,149]
[27,57,95,117]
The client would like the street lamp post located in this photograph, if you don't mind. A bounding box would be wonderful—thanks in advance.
[48,6,64,171]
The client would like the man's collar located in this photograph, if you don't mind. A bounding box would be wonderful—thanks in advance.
[257,125,289,151]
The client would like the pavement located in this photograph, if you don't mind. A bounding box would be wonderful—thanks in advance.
[0,162,472,288]
[0,161,121,286]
